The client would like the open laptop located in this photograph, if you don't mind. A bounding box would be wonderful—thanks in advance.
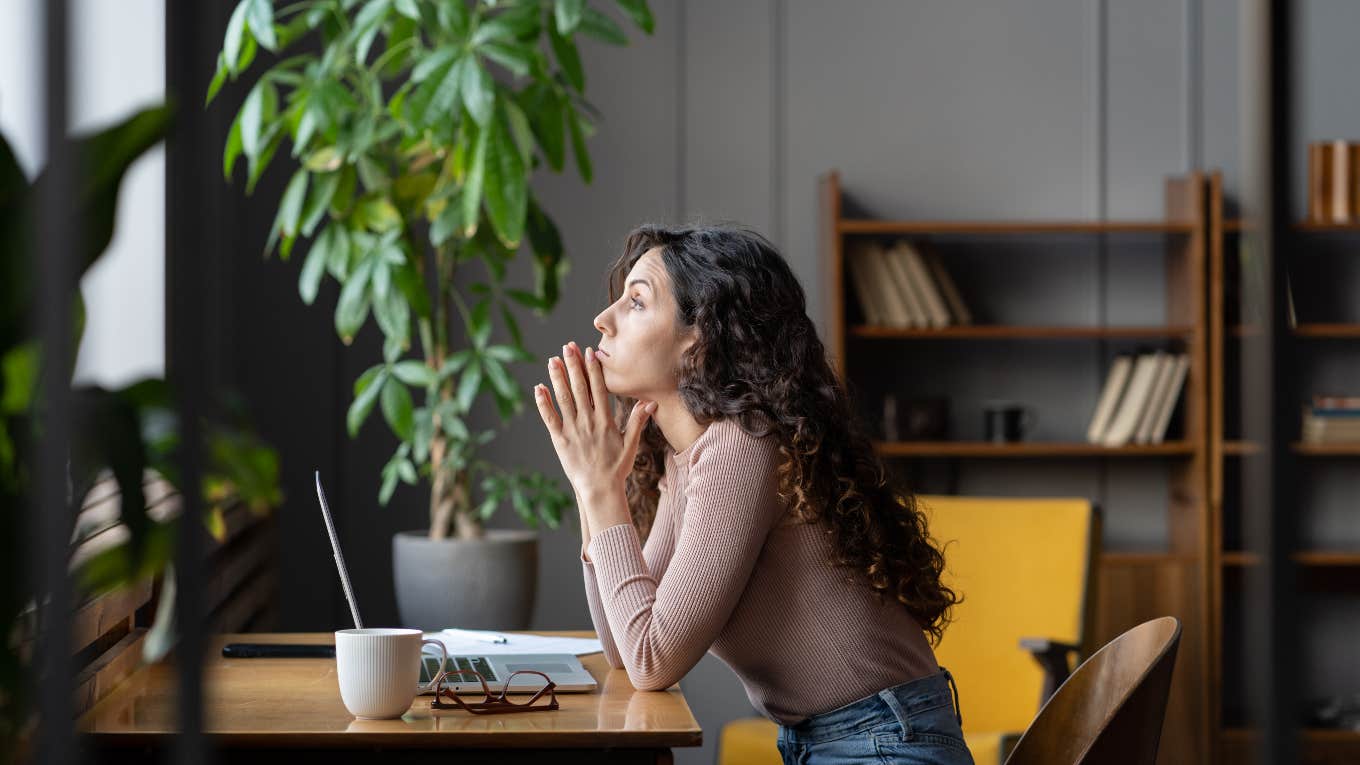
[315,472,598,695]
[415,651,596,695]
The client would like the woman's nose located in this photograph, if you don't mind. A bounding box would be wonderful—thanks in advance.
[593,308,611,335]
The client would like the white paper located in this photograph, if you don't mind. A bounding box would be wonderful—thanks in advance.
[421,630,603,657]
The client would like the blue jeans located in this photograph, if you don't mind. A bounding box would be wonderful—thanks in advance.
[776,667,975,765]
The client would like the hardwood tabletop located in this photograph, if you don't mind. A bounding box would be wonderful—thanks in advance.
[79,631,703,749]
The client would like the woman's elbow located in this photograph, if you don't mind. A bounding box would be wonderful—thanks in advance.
[625,666,680,691]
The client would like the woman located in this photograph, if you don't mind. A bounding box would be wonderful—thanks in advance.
[533,224,972,765]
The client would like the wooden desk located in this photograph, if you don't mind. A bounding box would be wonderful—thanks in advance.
[79,631,702,764]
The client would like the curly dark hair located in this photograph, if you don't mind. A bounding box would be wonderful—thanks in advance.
[604,223,961,645]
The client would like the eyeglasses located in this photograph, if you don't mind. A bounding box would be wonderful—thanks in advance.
[428,666,560,715]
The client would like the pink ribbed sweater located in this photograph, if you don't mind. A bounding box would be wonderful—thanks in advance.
[581,418,939,725]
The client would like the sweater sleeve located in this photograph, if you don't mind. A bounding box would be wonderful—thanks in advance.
[587,425,783,691]
[582,550,625,668]
[581,473,674,670]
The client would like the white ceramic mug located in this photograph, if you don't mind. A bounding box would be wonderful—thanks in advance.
[335,628,447,719]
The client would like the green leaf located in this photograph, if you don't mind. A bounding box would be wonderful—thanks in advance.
[224,0,251,72]
[525,198,564,308]
[335,257,375,343]
[548,23,584,92]
[276,168,309,240]
[567,107,592,183]
[518,83,564,172]
[300,170,339,237]
[394,0,419,20]
[355,363,385,398]
[554,0,585,35]
[397,459,417,484]
[372,275,409,345]
[460,57,495,127]
[380,376,415,440]
[411,46,456,83]
[325,225,352,280]
[298,224,333,305]
[392,360,437,387]
[246,124,285,194]
[499,302,523,347]
[207,53,229,106]
[469,299,492,348]
[304,146,343,172]
[430,196,460,247]
[239,79,269,160]
[223,112,244,180]
[439,349,473,379]
[579,7,627,44]
[480,355,517,399]
[473,3,540,43]
[348,367,387,436]
[405,50,461,127]
[484,344,533,364]
[461,122,488,236]
[391,259,431,318]
[380,464,400,504]
[482,109,527,247]
[616,0,654,34]
[455,360,483,414]
[247,0,278,51]
[353,0,392,66]
[502,97,534,167]
[479,41,532,78]
[356,195,402,232]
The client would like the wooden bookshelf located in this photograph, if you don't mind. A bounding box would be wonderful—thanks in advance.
[1210,178,1360,764]
[820,170,1211,765]
[838,219,1195,235]
[873,440,1195,458]
[849,325,1195,340]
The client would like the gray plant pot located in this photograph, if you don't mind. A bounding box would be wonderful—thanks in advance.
[392,529,538,631]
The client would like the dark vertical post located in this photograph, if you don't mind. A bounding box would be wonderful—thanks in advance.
[1239,0,1299,762]
[166,0,210,762]
[33,0,77,758]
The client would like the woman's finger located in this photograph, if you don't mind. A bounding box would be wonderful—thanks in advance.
[622,399,657,460]
[533,383,561,439]
[584,346,610,428]
[562,342,593,423]
[547,356,576,423]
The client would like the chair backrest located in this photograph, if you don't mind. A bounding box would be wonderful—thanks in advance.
[1004,616,1181,765]
[919,495,1099,736]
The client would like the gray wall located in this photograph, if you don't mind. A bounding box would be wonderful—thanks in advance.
[237,2,1360,763]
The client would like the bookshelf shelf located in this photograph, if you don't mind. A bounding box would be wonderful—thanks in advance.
[837,219,1195,235]
[1294,323,1360,338]
[849,325,1194,340]
[1293,441,1360,456]
[872,440,1194,458]
[1294,220,1360,232]
[1223,551,1360,566]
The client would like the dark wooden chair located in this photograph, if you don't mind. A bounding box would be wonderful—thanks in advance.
[1004,616,1181,765]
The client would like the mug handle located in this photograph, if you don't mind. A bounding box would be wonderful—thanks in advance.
[1022,407,1039,437]
[421,638,448,691]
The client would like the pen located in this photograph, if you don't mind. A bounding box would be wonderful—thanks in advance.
[443,628,509,644]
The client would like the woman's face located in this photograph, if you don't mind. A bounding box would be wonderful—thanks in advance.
[592,247,695,400]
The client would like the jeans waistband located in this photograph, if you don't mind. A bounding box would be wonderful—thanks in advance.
[779,667,963,745]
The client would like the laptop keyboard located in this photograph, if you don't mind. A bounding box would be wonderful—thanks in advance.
[423,655,497,683]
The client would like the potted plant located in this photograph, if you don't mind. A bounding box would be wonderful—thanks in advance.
[207,0,654,629]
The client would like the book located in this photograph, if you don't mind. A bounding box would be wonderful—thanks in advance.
[1086,355,1134,443]
[897,241,952,328]
[1134,354,1177,445]
[866,243,913,328]
[846,242,886,326]
[1101,351,1166,447]
[1148,354,1189,444]
[923,247,973,325]
[881,242,930,327]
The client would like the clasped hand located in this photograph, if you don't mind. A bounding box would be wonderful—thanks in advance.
[533,340,657,500]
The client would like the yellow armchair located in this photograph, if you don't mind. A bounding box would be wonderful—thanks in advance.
[717,494,1098,765]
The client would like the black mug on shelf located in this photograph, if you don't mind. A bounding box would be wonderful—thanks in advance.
[983,401,1036,443]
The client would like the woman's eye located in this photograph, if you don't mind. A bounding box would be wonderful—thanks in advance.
[630,296,643,310]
